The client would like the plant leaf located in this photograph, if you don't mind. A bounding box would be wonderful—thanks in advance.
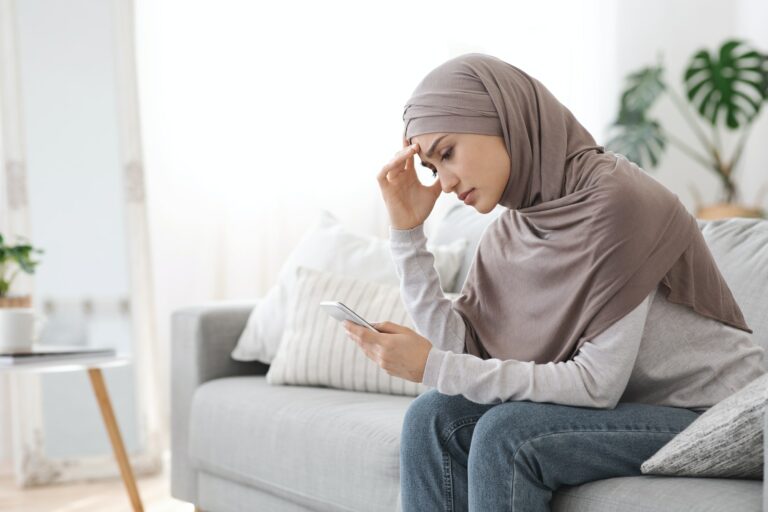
[684,39,767,129]
[620,66,666,113]
[605,117,667,170]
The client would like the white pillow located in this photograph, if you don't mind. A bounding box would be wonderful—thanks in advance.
[266,266,433,396]
[641,372,768,479]
[231,210,467,364]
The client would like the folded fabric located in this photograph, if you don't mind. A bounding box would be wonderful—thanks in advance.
[641,372,768,479]
[267,266,444,396]
[231,209,467,364]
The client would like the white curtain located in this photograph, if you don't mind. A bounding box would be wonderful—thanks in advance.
[133,0,619,449]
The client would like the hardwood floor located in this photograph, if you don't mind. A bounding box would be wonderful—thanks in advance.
[0,458,193,512]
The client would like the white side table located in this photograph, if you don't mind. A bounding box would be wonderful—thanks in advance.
[0,351,144,512]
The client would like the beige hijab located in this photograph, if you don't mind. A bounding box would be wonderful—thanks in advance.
[403,53,752,364]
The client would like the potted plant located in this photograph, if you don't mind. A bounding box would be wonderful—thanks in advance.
[607,39,768,219]
[0,233,44,308]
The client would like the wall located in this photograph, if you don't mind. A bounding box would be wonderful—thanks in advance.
[613,0,768,211]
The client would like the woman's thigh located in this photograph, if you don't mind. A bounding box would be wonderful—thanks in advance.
[402,390,700,479]
[468,399,701,487]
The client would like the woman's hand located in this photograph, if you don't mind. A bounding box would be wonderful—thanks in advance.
[377,137,443,230]
[343,320,433,383]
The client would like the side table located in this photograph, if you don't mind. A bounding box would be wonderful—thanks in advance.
[0,351,144,512]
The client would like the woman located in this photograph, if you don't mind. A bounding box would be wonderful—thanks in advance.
[342,53,766,511]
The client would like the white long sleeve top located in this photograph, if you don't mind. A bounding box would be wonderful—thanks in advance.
[390,224,766,410]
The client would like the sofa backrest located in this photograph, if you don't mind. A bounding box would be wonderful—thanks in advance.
[431,204,768,358]
[695,217,768,358]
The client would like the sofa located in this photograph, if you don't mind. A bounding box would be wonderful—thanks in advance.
[171,203,767,512]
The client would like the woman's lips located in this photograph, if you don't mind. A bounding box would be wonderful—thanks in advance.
[462,188,476,204]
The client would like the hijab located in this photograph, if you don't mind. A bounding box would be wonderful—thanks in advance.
[402,53,752,364]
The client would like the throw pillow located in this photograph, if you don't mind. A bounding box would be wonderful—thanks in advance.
[641,372,768,479]
[266,266,436,396]
[231,209,467,364]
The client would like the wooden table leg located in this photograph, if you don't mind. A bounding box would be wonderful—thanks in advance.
[88,367,144,512]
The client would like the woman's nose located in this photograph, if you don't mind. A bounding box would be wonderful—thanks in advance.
[439,176,458,194]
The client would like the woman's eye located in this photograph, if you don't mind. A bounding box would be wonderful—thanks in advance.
[431,148,452,178]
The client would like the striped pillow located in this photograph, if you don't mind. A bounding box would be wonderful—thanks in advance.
[266,265,431,396]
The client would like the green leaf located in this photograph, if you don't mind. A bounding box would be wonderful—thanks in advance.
[619,66,666,114]
[684,39,767,129]
[605,118,667,169]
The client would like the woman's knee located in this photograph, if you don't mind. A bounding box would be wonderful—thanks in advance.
[403,389,448,436]
[402,389,482,442]
[471,400,552,451]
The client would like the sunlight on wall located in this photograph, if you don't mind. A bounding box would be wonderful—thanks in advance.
[134,0,616,243]
[131,3,620,414]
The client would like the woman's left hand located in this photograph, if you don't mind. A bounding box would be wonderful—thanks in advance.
[343,320,433,383]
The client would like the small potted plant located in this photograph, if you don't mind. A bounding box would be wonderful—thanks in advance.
[607,39,768,219]
[0,233,44,308]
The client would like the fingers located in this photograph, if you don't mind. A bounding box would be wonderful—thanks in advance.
[372,321,408,334]
[344,320,385,345]
[404,146,416,174]
[343,320,369,340]
[377,143,420,185]
[344,321,381,360]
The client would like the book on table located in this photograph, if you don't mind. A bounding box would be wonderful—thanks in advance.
[0,345,117,366]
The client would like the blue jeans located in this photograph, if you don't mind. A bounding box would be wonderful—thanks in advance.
[399,389,702,511]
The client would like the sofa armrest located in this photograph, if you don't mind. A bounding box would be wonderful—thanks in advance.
[170,300,269,504]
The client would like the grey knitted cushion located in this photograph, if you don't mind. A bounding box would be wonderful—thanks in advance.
[641,373,768,479]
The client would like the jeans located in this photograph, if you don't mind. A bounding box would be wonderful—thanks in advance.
[399,389,702,512]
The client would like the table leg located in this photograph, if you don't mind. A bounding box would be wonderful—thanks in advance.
[87,368,144,512]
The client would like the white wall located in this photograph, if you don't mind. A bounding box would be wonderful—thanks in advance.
[613,0,768,210]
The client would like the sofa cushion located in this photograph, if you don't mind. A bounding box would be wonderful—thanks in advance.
[189,378,764,512]
[551,475,762,511]
[231,209,467,364]
[697,218,768,359]
[188,376,410,512]
[265,266,429,397]
[640,372,767,479]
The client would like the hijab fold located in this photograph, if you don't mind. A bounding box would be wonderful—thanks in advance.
[402,53,751,364]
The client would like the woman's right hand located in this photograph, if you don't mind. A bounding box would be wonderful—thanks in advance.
[377,137,443,230]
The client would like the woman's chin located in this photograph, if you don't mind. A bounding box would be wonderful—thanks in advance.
[473,199,492,214]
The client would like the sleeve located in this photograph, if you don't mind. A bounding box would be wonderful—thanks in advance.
[389,223,468,355]
[420,292,653,408]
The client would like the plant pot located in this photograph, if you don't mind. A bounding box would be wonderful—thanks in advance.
[0,295,32,308]
[695,203,765,221]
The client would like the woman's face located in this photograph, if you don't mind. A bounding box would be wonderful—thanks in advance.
[409,132,510,214]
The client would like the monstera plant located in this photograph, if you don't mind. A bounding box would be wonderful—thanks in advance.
[606,39,768,219]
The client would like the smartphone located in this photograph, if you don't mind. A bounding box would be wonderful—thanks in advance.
[319,301,380,333]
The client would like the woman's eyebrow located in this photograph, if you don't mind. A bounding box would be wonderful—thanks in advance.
[418,135,448,168]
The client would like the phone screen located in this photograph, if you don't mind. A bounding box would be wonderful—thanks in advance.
[319,301,380,332]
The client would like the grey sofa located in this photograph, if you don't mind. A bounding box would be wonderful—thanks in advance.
[171,204,767,512]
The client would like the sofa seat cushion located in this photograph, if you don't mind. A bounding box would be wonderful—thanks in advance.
[189,377,763,512]
[552,475,762,511]
[188,376,412,512]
